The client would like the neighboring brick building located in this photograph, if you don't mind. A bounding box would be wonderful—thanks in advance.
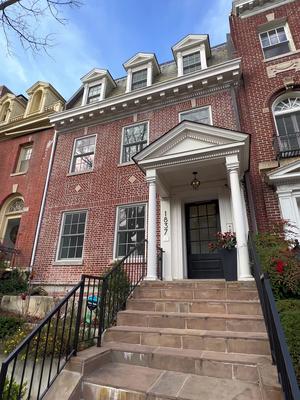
[0,82,65,268]
[30,0,300,289]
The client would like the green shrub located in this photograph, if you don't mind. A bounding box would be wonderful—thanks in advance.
[2,377,27,400]
[0,316,24,339]
[277,301,300,383]
[0,269,29,295]
[254,225,300,299]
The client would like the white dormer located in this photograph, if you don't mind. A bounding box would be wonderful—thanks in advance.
[123,53,160,93]
[81,69,116,106]
[172,34,211,77]
[0,93,26,125]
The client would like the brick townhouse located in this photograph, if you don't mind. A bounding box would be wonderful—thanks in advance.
[0,82,65,267]
[29,0,300,290]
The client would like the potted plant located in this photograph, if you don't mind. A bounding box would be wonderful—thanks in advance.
[209,232,237,281]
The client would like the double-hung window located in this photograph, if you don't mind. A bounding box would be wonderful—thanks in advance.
[260,26,291,59]
[183,52,201,74]
[15,144,33,173]
[71,135,96,174]
[87,84,102,104]
[131,69,147,90]
[58,211,87,260]
[115,204,146,258]
[180,107,211,125]
[121,122,148,163]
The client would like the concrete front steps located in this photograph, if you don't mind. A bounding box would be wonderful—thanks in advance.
[46,280,283,400]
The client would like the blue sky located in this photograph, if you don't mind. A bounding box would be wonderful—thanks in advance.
[0,0,233,101]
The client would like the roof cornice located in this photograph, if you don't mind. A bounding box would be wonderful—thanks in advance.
[50,58,241,128]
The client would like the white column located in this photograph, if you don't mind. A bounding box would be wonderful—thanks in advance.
[126,68,132,93]
[200,44,207,69]
[146,170,157,280]
[226,155,252,280]
[177,52,183,77]
[100,78,106,101]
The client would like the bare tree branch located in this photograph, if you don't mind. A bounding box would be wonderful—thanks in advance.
[0,0,81,53]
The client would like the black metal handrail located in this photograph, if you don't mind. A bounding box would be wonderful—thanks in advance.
[273,132,300,159]
[248,234,300,400]
[0,244,21,268]
[0,239,149,399]
[157,245,164,280]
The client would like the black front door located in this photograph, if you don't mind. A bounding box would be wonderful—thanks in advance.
[186,200,224,279]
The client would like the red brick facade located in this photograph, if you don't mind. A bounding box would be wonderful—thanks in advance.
[230,1,300,230]
[0,129,54,267]
[33,89,239,284]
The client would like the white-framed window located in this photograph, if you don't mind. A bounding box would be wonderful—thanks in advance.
[179,106,212,124]
[87,84,102,104]
[131,69,148,91]
[183,51,201,75]
[114,203,146,258]
[15,144,33,174]
[259,26,293,59]
[120,122,149,164]
[70,135,96,174]
[57,211,87,260]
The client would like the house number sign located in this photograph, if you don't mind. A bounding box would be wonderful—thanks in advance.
[163,211,169,241]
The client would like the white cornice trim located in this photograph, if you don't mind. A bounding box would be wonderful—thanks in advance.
[50,58,241,124]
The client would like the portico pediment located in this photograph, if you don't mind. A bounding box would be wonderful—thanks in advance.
[133,121,249,170]
[267,160,300,185]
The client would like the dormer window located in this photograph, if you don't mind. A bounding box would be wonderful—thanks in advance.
[183,52,201,75]
[132,69,148,91]
[0,101,10,123]
[30,90,43,113]
[80,69,116,106]
[87,84,102,104]
[172,34,211,77]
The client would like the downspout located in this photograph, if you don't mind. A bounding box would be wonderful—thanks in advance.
[29,129,58,271]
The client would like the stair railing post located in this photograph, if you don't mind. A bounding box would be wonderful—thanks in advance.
[73,277,85,356]
[97,278,108,347]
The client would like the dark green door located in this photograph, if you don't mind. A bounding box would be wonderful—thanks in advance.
[186,200,224,279]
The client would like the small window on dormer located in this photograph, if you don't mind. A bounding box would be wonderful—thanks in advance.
[132,69,147,91]
[183,52,201,75]
[87,84,102,104]
[30,90,43,113]
[0,102,10,123]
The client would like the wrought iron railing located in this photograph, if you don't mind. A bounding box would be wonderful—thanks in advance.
[273,132,300,159]
[248,234,300,400]
[0,239,148,400]
[157,245,164,280]
[0,244,21,269]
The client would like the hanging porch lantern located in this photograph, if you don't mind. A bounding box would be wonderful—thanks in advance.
[191,171,200,191]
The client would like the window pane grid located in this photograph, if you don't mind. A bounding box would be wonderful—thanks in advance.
[58,212,86,260]
[132,69,147,90]
[88,84,102,103]
[183,52,201,74]
[180,108,210,124]
[116,205,145,258]
[71,136,96,173]
[16,145,33,173]
[260,27,290,58]
[122,123,148,163]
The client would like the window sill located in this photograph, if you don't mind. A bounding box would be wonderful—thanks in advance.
[263,49,300,63]
[117,161,135,167]
[10,171,27,177]
[67,170,94,177]
[53,260,84,266]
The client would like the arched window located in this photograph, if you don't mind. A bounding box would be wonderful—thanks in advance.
[0,101,10,123]
[273,94,300,156]
[0,196,24,249]
[30,90,43,113]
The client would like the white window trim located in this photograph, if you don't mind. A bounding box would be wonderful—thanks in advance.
[178,105,213,124]
[259,23,295,60]
[82,79,106,106]
[126,63,153,93]
[119,120,150,165]
[55,209,88,263]
[113,202,148,260]
[177,44,207,77]
[69,134,97,175]
[272,91,300,137]
[15,144,33,174]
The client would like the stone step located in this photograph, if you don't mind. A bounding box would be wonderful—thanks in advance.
[117,310,266,332]
[141,280,257,290]
[103,341,272,382]
[127,298,262,315]
[104,325,270,355]
[82,362,281,400]
[133,287,259,301]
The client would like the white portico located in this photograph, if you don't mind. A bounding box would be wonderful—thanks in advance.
[133,121,252,281]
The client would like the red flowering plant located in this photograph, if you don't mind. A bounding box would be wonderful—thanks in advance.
[208,231,236,251]
[255,220,300,299]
